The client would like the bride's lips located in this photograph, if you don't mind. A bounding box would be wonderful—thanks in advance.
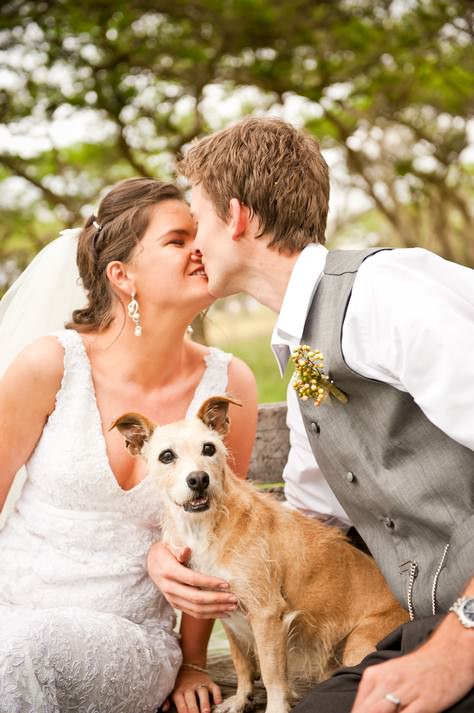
[189,266,207,277]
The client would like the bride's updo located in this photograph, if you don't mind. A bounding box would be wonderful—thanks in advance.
[67,177,183,333]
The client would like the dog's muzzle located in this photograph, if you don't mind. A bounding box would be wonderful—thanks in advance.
[183,471,211,512]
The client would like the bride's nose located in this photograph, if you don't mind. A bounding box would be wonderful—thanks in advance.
[190,249,203,262]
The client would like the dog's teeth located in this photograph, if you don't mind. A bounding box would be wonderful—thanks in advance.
[182,494,210,513]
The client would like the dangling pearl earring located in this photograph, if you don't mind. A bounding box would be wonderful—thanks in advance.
[127,290,142,336]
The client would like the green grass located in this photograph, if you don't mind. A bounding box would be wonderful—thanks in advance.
[206,303,293,403]
[218,334,292,403]
[208,619,230,654]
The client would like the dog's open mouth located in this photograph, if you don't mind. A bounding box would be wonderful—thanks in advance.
[182,495,210,513]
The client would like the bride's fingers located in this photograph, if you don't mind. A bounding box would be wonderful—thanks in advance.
[169,595,236,618]
[177,546,192,563]
[148,545,231,591]
[184,688,201,713]
[207,681,222,706]
[157,581,238,615]
[196,683,212,713]
[172,691,187,713]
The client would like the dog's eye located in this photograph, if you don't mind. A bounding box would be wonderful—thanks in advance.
[158,449,176,464]
[202,442,216,457]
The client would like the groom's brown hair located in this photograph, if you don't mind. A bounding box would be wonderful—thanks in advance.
[177,117,329,251]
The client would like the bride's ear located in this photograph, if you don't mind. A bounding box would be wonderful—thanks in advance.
[106,261,134,296]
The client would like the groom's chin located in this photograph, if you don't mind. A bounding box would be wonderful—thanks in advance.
[206,277,225,299]
[209,286,235,300]
[205,270,237,299]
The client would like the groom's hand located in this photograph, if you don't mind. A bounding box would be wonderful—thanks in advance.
[147,541,238,619]
[351,613,474,713]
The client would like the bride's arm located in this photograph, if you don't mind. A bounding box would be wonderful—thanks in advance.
[167,615,223,713]
[0,337,63,512]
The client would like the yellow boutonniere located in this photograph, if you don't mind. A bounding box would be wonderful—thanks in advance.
[291,345,349,407]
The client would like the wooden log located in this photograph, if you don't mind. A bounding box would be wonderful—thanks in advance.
[247,401,289,484]
[206,653,316,712]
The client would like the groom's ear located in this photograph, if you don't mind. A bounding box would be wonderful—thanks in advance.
[229,198,248,241]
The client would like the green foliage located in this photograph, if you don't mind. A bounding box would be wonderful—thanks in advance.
[0,0,473,281]
[215,334,292,404]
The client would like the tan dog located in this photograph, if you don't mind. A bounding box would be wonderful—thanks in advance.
[113,396,408,713]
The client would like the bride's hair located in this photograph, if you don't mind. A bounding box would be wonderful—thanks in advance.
[67,177,183,333]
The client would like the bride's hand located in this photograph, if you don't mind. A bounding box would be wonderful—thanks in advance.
[147,542,238,619]
[161,665,222,713]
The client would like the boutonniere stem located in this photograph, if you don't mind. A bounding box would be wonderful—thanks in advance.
[291,345,349,407]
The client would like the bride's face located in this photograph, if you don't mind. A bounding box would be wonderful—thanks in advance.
[127,199,214,318]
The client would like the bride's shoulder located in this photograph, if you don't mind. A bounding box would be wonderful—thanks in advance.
[0,337,65,424]
[5,336,64,388]
[20,334,64,361]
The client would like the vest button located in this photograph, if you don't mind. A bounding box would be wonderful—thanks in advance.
[383,517,395,529]
[309,421,320,434]
[345,471,356,483]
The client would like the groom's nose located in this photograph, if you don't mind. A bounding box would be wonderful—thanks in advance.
[193,235,201,252]
[192,226,204,253]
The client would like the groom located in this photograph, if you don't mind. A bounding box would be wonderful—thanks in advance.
[172,117,474,713]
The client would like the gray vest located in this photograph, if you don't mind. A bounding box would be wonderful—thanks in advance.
[299,249,474,618]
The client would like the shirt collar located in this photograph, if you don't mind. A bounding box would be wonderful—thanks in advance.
[271,243,328,376]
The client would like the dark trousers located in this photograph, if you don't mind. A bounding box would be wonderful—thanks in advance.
[292,615,474,712]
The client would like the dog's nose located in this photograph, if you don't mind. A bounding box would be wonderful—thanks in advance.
[186,471,210,492]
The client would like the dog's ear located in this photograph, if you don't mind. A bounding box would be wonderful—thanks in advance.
[197,395,242,436]
[110,412,156,456]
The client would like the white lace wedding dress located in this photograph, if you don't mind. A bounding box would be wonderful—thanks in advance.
[0,329,231,713]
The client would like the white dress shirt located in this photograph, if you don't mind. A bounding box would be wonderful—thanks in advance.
[272,244,474,525]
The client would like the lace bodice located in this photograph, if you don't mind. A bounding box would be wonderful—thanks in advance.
[0,329,231,623]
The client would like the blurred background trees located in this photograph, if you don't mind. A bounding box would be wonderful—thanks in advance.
[0,0,472,292]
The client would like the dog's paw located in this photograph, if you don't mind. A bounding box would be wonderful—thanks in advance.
[213,694,255,713]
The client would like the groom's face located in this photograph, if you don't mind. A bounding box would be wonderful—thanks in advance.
[190,184,238,298]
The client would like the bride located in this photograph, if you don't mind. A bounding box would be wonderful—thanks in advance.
[0,177,258,713]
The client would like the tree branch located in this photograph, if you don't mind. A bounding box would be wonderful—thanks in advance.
[0,154,77,214]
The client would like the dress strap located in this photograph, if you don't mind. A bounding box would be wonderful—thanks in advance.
[186,347,232,420]
[48,329,94,414]
[50,328,88,375]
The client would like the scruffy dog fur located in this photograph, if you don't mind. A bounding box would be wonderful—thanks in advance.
[113,396,408,713]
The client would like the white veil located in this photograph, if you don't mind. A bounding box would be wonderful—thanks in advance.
[0,228,88,525]
[0,228,87,375]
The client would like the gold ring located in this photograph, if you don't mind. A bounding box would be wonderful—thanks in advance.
[197,683,208,690]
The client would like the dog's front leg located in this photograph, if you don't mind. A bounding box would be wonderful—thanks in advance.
[249,607,290,713]
[213,622,256,713]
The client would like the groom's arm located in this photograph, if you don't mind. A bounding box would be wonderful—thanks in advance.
[351,576,474,713]
[345,248,474,452]
[338,250,474,711]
